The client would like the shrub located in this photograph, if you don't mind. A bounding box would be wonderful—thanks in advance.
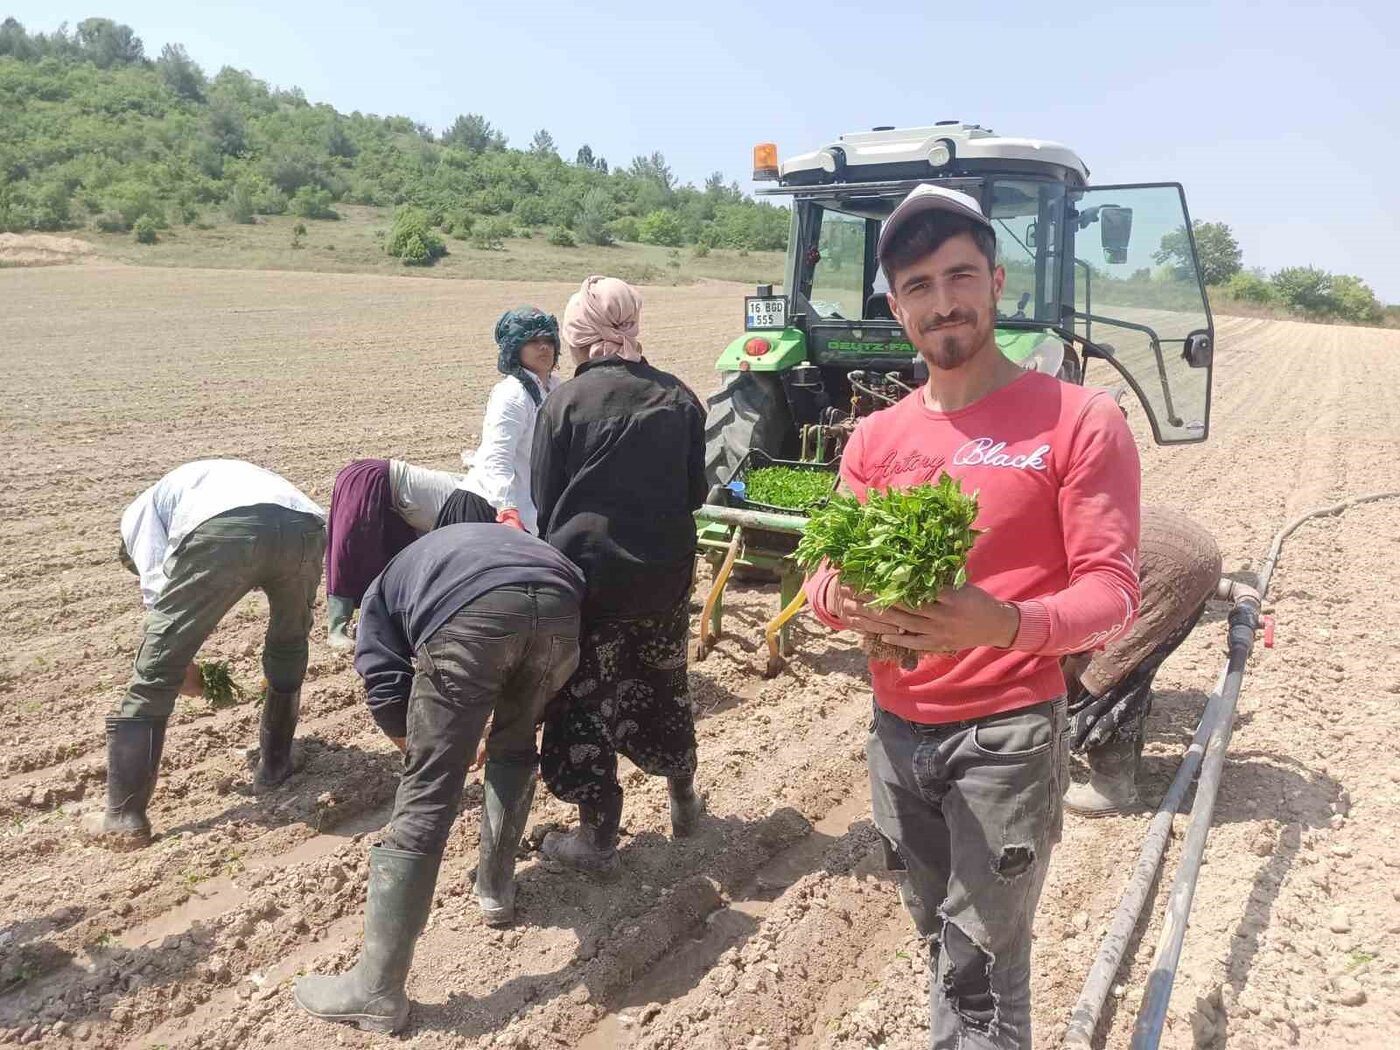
[548,226,576,247]
[251,185,288,215]
[386,208,446,265]
[92,211,129,233]
[471,217,512,250]
[692,241,711,258]
[443,210,474,239]
[576,188,615,246]
[511,196,549,226]
[225,185,255,224]
[609,216,639,244]
[638,209,684,247]
[1270,266,1333,317]
[132,215,158,244]
[290,186,338,220]
[1223,271,1274,304]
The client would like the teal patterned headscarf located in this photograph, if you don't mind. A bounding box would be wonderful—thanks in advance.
[495,306,560,405]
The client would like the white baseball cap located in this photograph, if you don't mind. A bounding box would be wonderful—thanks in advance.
[877,184,992,266]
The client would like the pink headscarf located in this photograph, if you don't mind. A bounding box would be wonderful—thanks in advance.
[562,275,644,361]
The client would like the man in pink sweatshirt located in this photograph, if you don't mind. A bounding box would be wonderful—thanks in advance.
[804,185,1141,1049]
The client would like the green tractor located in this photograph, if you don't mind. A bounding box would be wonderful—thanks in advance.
[703,121,1216,486]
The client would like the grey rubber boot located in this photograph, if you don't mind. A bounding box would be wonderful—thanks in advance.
[327,595,356,651]
[540,793,622,873]
[474,761,536,926]
[253,687,300,791]
[1064,737,1142,817]
[80,716,167,850]
[667,774,705,838]
[293,846,442,1034]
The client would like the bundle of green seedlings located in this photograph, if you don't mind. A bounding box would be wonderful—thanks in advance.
[794,474,980,668]
[199,660,244,709]
[743,465,837,511]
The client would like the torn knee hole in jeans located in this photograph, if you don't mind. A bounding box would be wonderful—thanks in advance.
[994,844,1035,880]
[942,919,997,1032]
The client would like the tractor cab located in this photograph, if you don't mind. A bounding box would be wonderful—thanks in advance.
[704,122,1216,484]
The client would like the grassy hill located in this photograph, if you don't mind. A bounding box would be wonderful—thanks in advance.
[0,16,789,266]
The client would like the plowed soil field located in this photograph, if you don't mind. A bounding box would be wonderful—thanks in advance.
[2,264,1398,1049]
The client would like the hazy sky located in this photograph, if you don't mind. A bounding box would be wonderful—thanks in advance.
[12,1,1400,299]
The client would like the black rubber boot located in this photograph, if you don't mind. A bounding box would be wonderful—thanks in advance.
[80,716,166,850]
[667,774,705,838]
[475,761,537,926]
[540,792,622,873]
[327,595,355,652]
[1064,737,1142,816]
[293,846,442,1034]
[253,687,300,792]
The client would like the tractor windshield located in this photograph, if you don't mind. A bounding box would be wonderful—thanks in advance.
[795,179,1069,326]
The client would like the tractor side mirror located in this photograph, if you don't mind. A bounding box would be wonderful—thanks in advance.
[1184,331,1212,369]
[1026,221,1038,249]
[1100,206,1132,264]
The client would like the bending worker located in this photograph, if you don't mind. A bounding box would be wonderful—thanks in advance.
[324,458,464,649]
[436,306,562,530]
[294,523,582,1034]
[1063,506,1221,814]
[86,458,326,849]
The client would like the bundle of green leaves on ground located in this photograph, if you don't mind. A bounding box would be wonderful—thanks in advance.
[743,466,836,511]
[199,660,244,709]
[794,474,980,667]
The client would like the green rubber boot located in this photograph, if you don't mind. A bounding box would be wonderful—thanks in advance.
[253,687,300,792]
[80,716,167,850]
[327,595,355,652]
[293,846,442,1034]
[475,761,537,926]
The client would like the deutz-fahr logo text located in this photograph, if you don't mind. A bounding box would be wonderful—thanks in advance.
[827,340,915,353]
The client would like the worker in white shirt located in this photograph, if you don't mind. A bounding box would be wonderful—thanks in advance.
[86,459,327,849]
[324,459,465,650]
[435,307,562,532]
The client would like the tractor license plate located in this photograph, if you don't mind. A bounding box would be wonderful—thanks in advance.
[745,296,787,331]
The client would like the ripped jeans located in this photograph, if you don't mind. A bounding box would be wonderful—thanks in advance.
[867,697,1068,1050]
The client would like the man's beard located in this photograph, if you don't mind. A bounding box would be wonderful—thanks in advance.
[916,297,995,372]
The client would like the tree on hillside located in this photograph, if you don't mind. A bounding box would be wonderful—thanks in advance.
[0,17,37,59]
[1330,275,1385,325]
[442,113,506,152]
[157,43,206,101]
[638,209,684,247]
[74,18,144,68]
[629,152,674,191]
[576,188,615,246]
[1270,267,1333,317]
[530,129,558,158]
[1154,220,1242,285]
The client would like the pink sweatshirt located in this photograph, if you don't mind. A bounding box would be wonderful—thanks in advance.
[805,371,1141,725]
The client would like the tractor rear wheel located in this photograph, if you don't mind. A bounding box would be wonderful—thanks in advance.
[703,372,795,486]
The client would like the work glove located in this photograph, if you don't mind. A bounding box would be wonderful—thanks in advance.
[496,508,525,531]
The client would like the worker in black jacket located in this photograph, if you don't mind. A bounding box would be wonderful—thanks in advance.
[294,524,583,1034]
[531,275,708,872]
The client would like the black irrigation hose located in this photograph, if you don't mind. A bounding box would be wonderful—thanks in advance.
[1065,490,1400,1049]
